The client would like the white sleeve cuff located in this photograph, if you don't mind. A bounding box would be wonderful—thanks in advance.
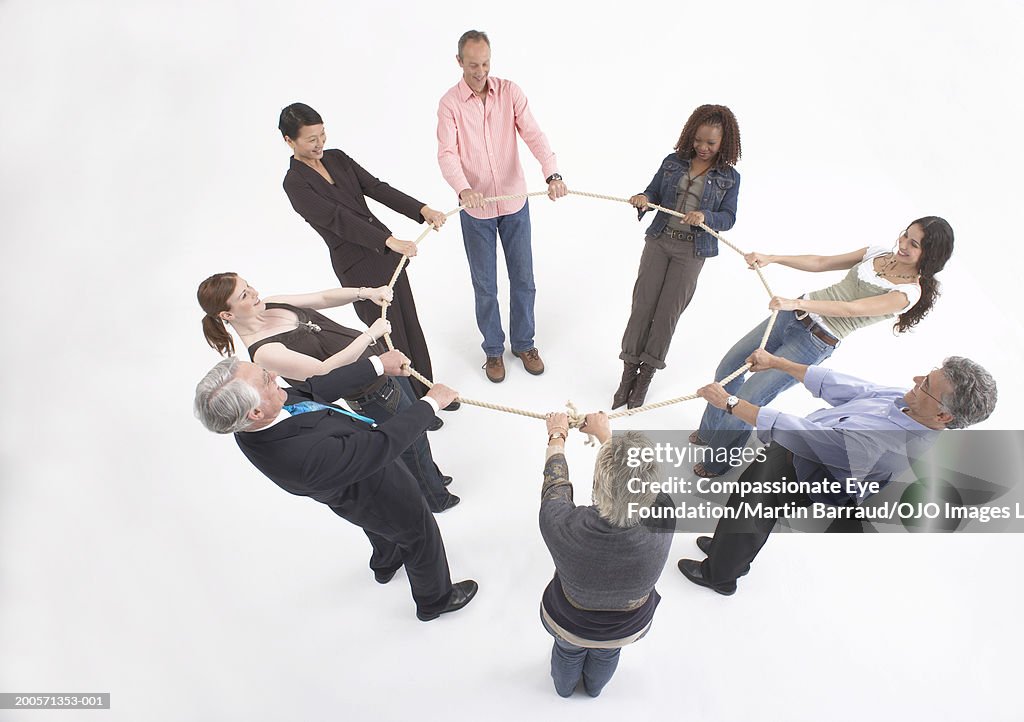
[422,396,440,414]
[369,356,384,376]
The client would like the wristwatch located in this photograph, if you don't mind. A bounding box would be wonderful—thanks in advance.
[725,395,740,415]
[545,173,563,184]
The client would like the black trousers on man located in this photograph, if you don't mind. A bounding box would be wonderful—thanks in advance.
[702,443,815,585]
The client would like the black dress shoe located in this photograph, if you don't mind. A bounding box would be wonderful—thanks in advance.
[443,401,461,411]
[428,416,444,431]
[374,565,402,584]
[695,537,750,575]
[677,559,737,596]
[442,476,453,487]
[431,494,460,513]
[417,579,479,621]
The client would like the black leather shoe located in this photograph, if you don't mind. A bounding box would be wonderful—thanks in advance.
[374,565,402,584]
[417,580,479,621]
[431,494,460,513]
[677,559,737,596]
[442,476,453,487]
[692,536,749,577]
[443,401,461,411]
[428,416,444,431]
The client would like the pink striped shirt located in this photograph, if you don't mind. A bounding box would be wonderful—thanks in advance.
[437,77,558,220]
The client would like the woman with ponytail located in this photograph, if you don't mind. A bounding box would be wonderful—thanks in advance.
[197,272,460,513]
[692,216,954,477]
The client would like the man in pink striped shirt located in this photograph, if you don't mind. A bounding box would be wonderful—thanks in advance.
[437,30,568,383]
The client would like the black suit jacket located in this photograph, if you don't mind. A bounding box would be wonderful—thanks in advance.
[235,359,435,508]
[283,149,426,275]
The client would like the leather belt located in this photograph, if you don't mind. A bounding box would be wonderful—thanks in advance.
[797,313,839,347]
[344,375,390,408]
[665,228,699,241]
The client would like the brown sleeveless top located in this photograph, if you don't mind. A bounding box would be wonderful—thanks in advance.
[246,302,387,397]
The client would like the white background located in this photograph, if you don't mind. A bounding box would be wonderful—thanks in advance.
[2,1,1023,720]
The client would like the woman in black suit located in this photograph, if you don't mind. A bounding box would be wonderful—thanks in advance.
[279,102,448,398]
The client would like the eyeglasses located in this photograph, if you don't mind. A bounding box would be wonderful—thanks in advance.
[918,369,948,410]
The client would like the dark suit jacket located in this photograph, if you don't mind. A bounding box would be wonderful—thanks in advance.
[283,149,426,276]
[235,359,435,508]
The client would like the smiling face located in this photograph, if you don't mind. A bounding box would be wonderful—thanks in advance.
[693,124,723,164]
[234,361,288,425]
[286,123,326,163]
[458,39,490,94]
[894,223,926,270]
[218,276,263,323]
[904,367,955,428]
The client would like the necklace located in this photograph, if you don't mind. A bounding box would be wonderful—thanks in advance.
[875,254,919,281]
[299,320,321,333]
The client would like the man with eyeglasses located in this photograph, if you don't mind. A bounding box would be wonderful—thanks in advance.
[677,349,998,596]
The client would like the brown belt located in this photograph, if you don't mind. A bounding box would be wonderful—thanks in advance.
[797,313,839,347]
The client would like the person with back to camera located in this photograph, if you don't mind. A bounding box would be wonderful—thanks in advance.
[193,352,478,622]
[614,104,742,410]
[197,272,460,513]
[538,411,671,698]
[279,102,450,402]
[691,216,954,478]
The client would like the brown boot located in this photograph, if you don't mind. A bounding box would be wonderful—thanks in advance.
[627,364,656,409]
[612,361,641,410]
[513,347,545,375]
[483,355,506,383]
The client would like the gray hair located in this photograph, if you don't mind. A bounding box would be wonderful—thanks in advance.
[457,30,490,58]
[592,431,659,528]
[939,356,997,429]
[194,357,260,434]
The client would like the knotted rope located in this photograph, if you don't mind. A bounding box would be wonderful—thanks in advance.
[375,189,781,425]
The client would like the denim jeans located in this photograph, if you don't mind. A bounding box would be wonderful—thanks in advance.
[549,637,621,698]
[459,203,536,357]
[348,376,451,511]
[696,311,836,475]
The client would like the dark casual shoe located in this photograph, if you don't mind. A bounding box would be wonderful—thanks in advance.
[627,364,656,409]
[677,558,737,595]
[443,400,461,411]
[484,356,505,383]
[417,580,479,621]
[374,565,402,585]
[694,537,750,576]
[428,416,444,431]
[513,348,545,375]
[442,476,453,487]
[431,494,460,513]
[612,361,641,409]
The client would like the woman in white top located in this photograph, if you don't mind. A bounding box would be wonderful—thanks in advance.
[693,215,954,477]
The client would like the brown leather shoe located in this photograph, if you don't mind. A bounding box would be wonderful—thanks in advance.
[612,361,641,409]
[483,355,505,383]
[513,348,545,375]
[627,364,656,408]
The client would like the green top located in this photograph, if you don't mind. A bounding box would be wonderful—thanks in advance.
[806,246,921,341]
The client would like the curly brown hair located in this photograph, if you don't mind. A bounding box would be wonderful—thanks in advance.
[674,104,741,168]
[893,216,954,334]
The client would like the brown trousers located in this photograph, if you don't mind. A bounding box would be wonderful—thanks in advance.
[619,234,706,369]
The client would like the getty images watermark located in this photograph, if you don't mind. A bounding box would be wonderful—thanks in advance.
[622,430,1024,533]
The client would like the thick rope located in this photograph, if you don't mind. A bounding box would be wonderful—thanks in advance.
[373,189,781,424]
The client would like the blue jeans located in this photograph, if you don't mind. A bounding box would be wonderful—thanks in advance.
[549,637,621,698]
[696,311,836,475]
[459,203,536,357]
[348,376,451,512]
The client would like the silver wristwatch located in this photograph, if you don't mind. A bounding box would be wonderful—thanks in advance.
[725,395,740,414]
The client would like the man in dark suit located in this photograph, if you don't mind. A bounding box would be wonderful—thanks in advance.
[194,349,477,621]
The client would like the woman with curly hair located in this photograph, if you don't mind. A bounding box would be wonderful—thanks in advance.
[614,104,742,409]
[691,216,955,478]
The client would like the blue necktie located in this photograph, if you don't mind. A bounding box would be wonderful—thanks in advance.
[284,400,376,426]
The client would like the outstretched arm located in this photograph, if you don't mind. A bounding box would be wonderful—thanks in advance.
[745,247,868,273]
[264,286,393,310]
[769,290,910,318]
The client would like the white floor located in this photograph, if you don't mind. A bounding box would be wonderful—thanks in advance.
[2,1,1023,720]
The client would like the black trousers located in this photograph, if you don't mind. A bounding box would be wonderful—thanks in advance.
[329,462,452,615]
[704,443,813,584]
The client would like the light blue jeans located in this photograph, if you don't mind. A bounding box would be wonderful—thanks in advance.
[550,637,621,698]
[459,203,536,357]
[696,311,836,475]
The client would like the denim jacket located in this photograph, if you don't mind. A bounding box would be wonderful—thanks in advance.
[637,153,741,258]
